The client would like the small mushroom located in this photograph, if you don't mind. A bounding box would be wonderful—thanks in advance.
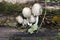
[23,19,29,26]
[28,15,36,26]
[29,15,36,23]
[32,3,43,25]
[22,7,32,26]
[16,15,23,24]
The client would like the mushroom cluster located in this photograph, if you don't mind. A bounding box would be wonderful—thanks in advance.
[16,3,43,34]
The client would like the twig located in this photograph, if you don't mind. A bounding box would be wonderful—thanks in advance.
[38,0,47,29]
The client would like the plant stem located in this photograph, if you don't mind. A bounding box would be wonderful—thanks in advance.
[39,0,47,29]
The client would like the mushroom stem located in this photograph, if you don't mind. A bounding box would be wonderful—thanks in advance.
[27,18,32,26]
[34,16,39,25]
[28,23,32,26]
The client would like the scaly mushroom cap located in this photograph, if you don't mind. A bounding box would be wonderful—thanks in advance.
[32,3,42,16]
[16,15,23,24]
[29,15,36,23]
[22,7,31,18]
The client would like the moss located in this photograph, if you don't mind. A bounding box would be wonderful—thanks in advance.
[0,1,27,16]
[52,16,60,24]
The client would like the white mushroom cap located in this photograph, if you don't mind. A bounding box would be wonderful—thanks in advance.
[32,3,42,16]
[23,19,29,25]
[16,15,23,24]
[29,15,36,23]
[22,7,31,18]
